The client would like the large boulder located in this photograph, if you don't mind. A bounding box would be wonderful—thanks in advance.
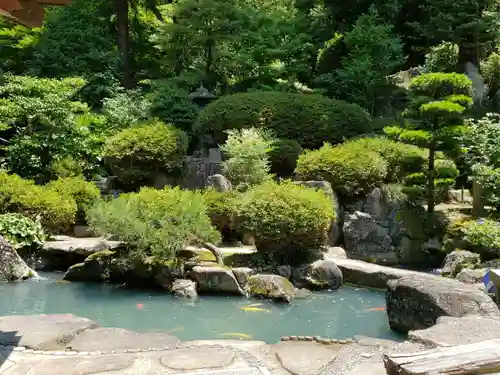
[386,274,500,333]
[456,268,486,284]
[63,250,115,282]
[171,279,198,299]
[0,235,38,282]
[292,260,343,290]
[245,274,295,303]
[408,315,500,348]
[441,249,480,277]
[189,265,245,295]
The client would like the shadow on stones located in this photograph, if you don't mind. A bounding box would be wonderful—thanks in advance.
[0,330,21,367]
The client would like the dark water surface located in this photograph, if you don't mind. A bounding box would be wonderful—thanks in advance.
[0,272,401,343]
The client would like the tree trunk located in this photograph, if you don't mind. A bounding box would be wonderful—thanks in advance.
[201,242,224,265]
[205,38,215,89]
[116,0,132,88]
[427,142,436,216]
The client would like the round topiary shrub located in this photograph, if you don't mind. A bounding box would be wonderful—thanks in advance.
[103,120,188,189]
[269,138,303,177]
[295,143,388,196]
[194,91,371,149]
[234,180,335,265]
[0,171,77,232]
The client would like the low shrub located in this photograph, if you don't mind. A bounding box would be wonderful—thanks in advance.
[234,180,334,265]
[0,213,45,250]
[461,219,500,257]
[200,189,241,243]
[0,171,77,232]
[103,120,188,188]
[46,176,101,223]
[269,139,303,178]
[295,143,388,196]
[220,128,273,191]
[87,187,220,259]
[194,91,372,149]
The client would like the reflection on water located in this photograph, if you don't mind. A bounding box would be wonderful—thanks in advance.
[0,272,402,343]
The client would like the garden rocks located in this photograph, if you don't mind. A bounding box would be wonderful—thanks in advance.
[171,279,198,299]
[441,249,480,277]
[386,274,500,333]
[188,265,245,295]
[231,267,254,287]
[63,251,115,282]
[206,174,232,192]
[245,274,295,302]
[0,235,38,282]
[292,260,343,290]
[456,268,486,284]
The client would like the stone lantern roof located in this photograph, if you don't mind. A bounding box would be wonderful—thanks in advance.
[1,0,71,27]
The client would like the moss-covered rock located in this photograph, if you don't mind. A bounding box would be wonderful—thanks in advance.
[63,250,115,282]
[245,274,295,303]
[441,250,480,277]
[188,265,245,295]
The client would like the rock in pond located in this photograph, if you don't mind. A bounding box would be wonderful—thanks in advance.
[188,265,245,295]
[171,279,198,299]
[408,315,500,348]
[63,250,115,282]
[231,267,254,287]
[0,314,98,350]
[246,274,295,303]
[441,249,480,277]
[0,235,38,282]
[293,260,343,290]
[386,274,500,333]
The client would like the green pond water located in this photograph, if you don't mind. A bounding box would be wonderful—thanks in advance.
[0,272,402,343]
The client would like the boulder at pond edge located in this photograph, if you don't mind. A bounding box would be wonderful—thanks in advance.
[245,274,295,303]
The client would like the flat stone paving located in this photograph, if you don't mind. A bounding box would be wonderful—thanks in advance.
[0,314,424,375]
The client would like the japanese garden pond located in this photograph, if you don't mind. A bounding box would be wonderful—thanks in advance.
[0,271,402,343]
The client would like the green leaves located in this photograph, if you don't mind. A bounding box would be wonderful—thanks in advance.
[0,213,45,250]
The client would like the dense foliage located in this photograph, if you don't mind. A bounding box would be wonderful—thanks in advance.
[87,187,220,259]
[0,213,45,250]
[234,180,335,265]
[194,92,372,149]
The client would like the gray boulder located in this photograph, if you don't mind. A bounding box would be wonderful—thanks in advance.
[206,174,232,192]
[189,266,245,295]
[63,250,115,282]
[231,267,254,287]
[441,250,480,277]
[456,268,486,284]
[386,274,500,333]
[246,274,295,303]
[0,235,38,282]
[292,260,343,290]
[171,279,198,299]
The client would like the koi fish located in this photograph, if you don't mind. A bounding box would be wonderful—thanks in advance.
[136,303,144,310]
[55,280,71,284]
[239,306,271,313]
[220,332,252,339]
[247,303,264,307]
[166,326,185,334]
[365,307,385,312]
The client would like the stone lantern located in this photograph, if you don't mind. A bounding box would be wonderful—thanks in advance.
[189,85,217,109]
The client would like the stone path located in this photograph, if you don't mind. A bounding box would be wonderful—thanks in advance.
[0,314,422,375]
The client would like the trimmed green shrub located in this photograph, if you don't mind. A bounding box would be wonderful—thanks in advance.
[235,180,334,265]
[200,189,242,243]
[87,187,220,259]
[46,176,100,209]
[461,219,500,257]
[0,172,77,232]
[103,120,188,188]
[0,213,45,250]
[269,139,303,178]
[194,91,372,149]
[295,143,388,196]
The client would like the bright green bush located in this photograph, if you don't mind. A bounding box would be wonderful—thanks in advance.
[0,172,77,232]
[46,176,100,209]
[235,180,334,265]
[220,128,273,191]
[461,219,500,257]
[269,139,303,178]
[424,43,458,73]
[194,91,372,149]
[103,120,188,188]
[295,143,388,196]
[0,213,45,250]
[87,187,220,259]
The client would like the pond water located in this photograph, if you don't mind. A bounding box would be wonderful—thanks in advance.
[0,272,402,343]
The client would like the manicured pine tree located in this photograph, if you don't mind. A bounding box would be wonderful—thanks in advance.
[384,73,473,215]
